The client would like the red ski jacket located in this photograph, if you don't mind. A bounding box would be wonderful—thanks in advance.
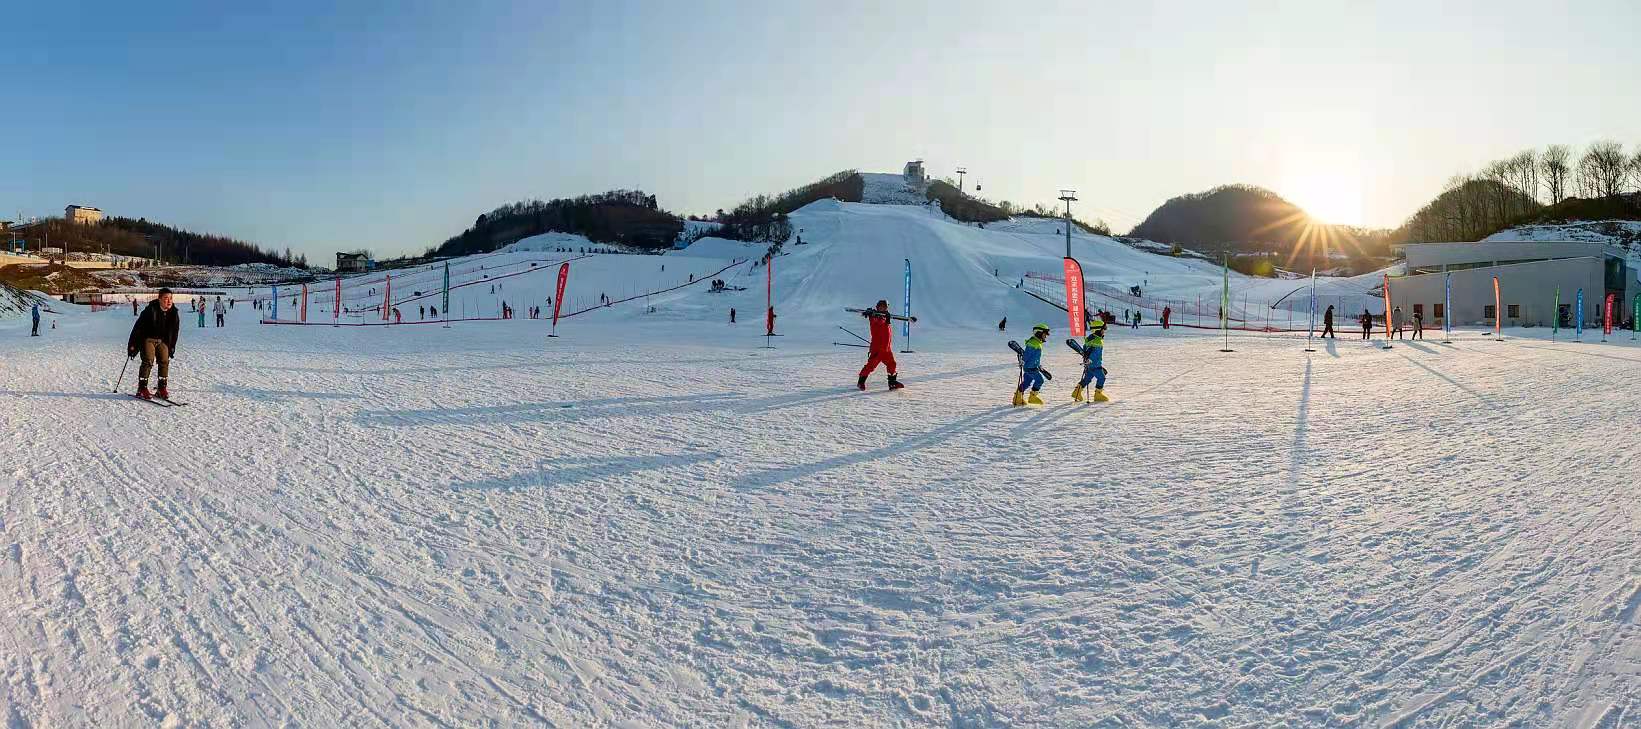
[865,311,893,351]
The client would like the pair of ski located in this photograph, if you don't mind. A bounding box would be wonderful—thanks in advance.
[1007,339,1109,403]
[844,308,917,323]
[130,394,188,407]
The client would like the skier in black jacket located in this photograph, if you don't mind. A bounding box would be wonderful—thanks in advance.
[127,289,181,400]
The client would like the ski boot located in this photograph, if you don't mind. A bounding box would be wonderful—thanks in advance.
[1012,390,1027,407]
[136,383,152,400]
[1071,385,1084,402]
[1092,388,1109,403]
[1027,391,1044,406]
[857,375,867,391]
[156,381,169,400]
[887,374,904,390]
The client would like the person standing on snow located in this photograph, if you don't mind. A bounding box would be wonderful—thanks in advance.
[1391,306,1406,339]
[1412,310,1424,340]
[131,299,139,316]
[197,300,206,328]
[1014,323,1051,406]
[1360,309,1373,340]
[729,307,736,324]
[857,299,908,391]
[31,302,41,336]
[127,289,181,400]
[1161,306,1171,330]
[1322,305,1336,338]
[998,317,1007,331]
[213,296,226,327]
[1072,316,1111,403]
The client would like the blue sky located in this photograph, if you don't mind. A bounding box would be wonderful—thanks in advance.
[7,0,1639,259]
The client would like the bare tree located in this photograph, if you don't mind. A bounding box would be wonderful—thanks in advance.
[1508,149,1540,206]
[1628,145,1641,193]
[1540,144,1571,204]
[1577,140,1628,199]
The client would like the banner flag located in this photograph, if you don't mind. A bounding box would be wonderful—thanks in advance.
[1383,273,1394,339]
[550,262,569,332]
[442,262,450,320]
[1443,271,1452,340]
[1576,288,1584,337]
[1491,275,1500,335]
[382,274,392,322]
[766,255,774,336]
[334,276,341,323]
[1063,257,1086,337]
[300,283,308,322]
[272,285,278,320]
[1604,293,1616,337]
[1553,286,1560,338]
[903,258,913,342]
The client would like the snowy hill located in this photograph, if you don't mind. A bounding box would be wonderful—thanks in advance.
[246,198,1391,335]
[0,281,47,319]
[1483,219,1641,249]
[860,172,927,205]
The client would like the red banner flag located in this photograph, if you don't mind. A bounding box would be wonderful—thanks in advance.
[333,276,341,323]
[550,262,569,330]
[766,255,775,336]
[382,274,392,322]
[1604,293,1616,335]
[1063,257,1086,337]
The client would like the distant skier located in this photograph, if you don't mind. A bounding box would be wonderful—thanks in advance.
[131,299,139,316]
[419,305,426,320]
[127,289,180,400]
[729,307,736,324]
[213,296,226,327]
[1161,306,1171,330]
[1322,305,1335,338]
[1131,310,1141,329]
[31,302,41,336]
[1013,323,1050,406]
[1072,316,1110,403]
[1360,309,1372,340]
[998,317,1007,331]
[197,302,206,328]
[856,300,906,391]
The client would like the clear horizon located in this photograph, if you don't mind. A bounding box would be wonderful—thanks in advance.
[7,0,1638,259]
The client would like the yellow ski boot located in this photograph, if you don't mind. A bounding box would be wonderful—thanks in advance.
[1071,385,1084,402]
[1027,391,1044,406]
[1012,390,1027,407]
[1092,388,1110,403]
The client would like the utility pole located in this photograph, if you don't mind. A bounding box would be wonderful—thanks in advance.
[1059,189,1078,259]
[956,167,967,193]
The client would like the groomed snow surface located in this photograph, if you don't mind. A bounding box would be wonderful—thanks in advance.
[5,305,1641,727]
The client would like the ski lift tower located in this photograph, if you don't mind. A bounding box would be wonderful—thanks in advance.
[1058,189,1078,258]
[956,167,967,192]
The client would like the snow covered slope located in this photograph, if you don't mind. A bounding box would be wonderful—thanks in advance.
[0,282,46,319]
[1483,219,1641,248]
[5,301,1640,726]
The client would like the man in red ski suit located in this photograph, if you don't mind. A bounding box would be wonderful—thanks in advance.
[857,299,905,391]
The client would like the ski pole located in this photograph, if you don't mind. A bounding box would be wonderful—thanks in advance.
[838,325,869,344]
[113,355,132,393]
[831,342,868,348]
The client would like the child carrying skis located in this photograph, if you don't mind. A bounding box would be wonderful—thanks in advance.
[1070,315,1110,402]
[1013,323,1051,406]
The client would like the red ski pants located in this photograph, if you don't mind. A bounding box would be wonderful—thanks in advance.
[859,348,897,377]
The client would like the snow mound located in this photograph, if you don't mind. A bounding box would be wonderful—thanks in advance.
[0,282,46,319]
[860,173,928,206]
[1483,220,1641,249]
[667,237,761,259]
[502,231,594,253]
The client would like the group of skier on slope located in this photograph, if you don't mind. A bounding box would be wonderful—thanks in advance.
[850,298,1114,407]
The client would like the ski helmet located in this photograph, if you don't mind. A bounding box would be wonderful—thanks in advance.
[1032,323,1050,334]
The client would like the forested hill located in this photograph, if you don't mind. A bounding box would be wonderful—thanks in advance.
[12,216,306,268]
[428,190,683,257]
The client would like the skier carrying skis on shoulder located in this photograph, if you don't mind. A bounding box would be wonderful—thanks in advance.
[127,288,181,400]
[857,299,906,390]
[1013,323,1050,406]
[1072,315,1110,403]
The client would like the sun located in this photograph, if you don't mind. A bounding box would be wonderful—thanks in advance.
[1280,170,1365,226]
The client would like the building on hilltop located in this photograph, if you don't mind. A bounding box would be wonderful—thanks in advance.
[66,205,104,224]
[903,160,927,187]
[1387,241,1637,329]
[336,251,370,273]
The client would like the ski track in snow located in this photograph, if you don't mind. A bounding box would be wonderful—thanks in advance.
[3,307,1640,728]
